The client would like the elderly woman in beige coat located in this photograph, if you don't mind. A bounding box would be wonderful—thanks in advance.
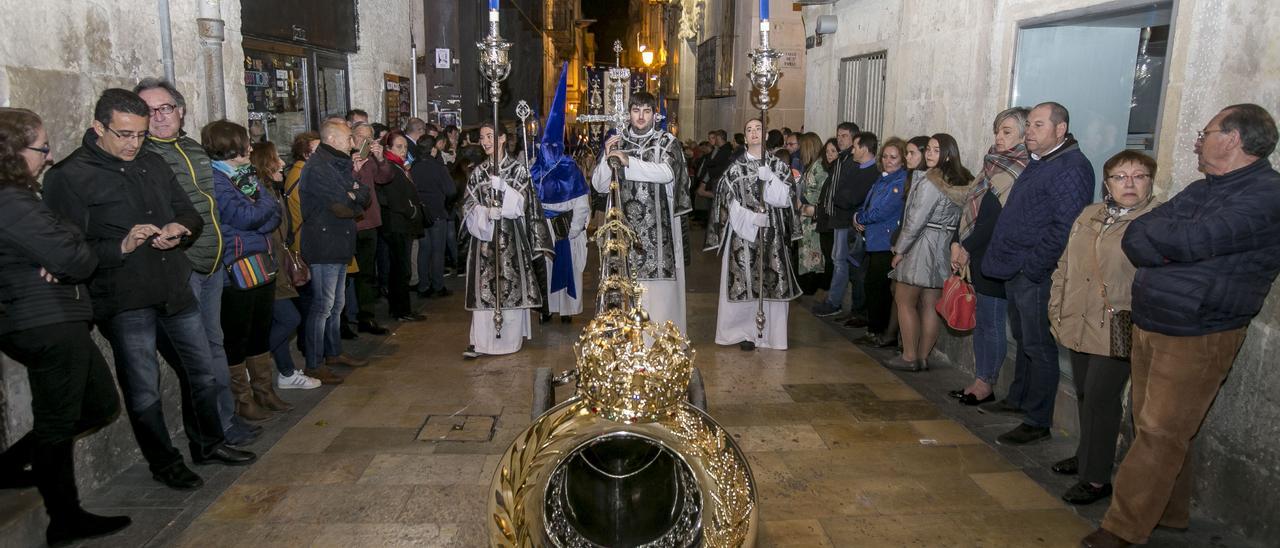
[1048,150,1160,507]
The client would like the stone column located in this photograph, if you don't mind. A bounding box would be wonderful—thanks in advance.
[198,0,226,120]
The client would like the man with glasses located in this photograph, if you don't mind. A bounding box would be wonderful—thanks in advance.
[784,132,802,172]
[43,89,256,492]
[133,78,266,446]
[1083,104,1280,548]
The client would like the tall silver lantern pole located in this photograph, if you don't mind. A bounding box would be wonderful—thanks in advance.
[478,4,512,338]
[748,13,782,340]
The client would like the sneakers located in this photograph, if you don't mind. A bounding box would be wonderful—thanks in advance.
[277,370,322,390]
[996,423,1051,446]
[811,302,842,317]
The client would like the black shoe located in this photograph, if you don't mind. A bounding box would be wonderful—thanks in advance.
[959,392,995,406]
[854,333,881,345]
[47,508,132,547]
[151,462,204,490]
[357,320,389,335]
[1052,456,1079,475]
[0,432,35,489]
[539,312,553,324]
[396,313,427,322]
[416,288,431,298]
[875,337,898,348]
[996,424,1051,446]
[739,341,756,351]
[980,398,1024,416]
[192,445,258,466]
[947,388,967,399]
[1062,482,1112,505]
[560,316,573,324]
[432,288,452,298]
[340,323,359,340]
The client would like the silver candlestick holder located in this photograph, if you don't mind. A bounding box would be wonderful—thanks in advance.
[748,19,782,340]
[478,9,512,339]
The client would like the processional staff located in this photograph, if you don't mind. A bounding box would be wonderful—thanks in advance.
[478,0,512,338]
[748,0,783,340]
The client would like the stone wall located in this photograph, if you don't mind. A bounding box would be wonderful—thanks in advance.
[802,0,1280,542]
[692,0,806,138]
[348,0,416,123]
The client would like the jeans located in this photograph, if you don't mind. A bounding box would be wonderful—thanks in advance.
[973,293,1009,385]
[185,272,233,432]
[0,322,120,445]
[1004,274,1059,429]
[100,305,225,471]
[306,263,348,369]
[823,228,851,310]
[417,220,448,293]
[269,298,303,375]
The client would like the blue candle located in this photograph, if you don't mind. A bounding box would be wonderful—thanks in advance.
[760,0,768,20]
[490,0,498,10]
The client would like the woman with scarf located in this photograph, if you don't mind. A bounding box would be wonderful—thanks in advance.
[952,108,1029,402]
[380,130,426,321]
[948,108,1031,404]
[202,120,285,422]
[796,134,833,294]
[1047,150,1159,505]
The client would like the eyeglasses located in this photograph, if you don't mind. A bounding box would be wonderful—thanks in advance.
[1196,128,1225,141]
[26,145,51,156]
[149,103,178,117]
[104,125,149,141]
[1106,173,1151,184]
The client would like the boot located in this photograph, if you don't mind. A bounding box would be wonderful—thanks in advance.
[34,439,131,546]
[228,363,273,421]
[0,432,35,489]
[246,353,293,412]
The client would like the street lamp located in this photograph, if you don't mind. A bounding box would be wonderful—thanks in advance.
[641,49,655,66]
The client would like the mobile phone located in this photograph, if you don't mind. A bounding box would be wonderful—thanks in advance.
[356,140,371,160]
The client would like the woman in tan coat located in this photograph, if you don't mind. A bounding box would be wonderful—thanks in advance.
[1048,150,1160,506]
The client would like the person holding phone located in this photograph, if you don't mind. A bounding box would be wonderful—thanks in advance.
[350,122,392,335]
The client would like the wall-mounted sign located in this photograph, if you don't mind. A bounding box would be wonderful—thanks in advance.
[435,48,451,69]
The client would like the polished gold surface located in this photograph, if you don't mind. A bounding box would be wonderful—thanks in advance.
[175,227,1091,548]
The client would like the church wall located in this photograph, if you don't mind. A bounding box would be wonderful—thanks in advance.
[802,0,1280,542]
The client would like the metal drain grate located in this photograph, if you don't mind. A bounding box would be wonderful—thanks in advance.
[416,415,497,442]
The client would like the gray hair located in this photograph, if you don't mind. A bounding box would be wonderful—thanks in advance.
[992,106,1030,134]
[133,77,186,109]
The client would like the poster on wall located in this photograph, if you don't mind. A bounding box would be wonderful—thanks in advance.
[384,73,413,128]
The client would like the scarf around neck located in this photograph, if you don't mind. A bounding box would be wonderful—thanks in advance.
[959,143,1029,240]
[212,160,260,198]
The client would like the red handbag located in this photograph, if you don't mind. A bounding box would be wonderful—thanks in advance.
[936,266,977,331]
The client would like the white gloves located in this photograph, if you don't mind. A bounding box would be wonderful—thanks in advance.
[487,207,503,220]
[500,188,525,219]
[756,165,778,183]
[489,175,507,192]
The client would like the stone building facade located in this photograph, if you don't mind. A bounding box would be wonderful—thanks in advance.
[800,0,1280,542]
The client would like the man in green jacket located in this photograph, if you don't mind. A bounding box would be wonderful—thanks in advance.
[134,78,259,446]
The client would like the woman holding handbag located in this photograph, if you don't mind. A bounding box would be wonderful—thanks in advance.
[202,121,289,420]
[948,107,1031,405]
[251,142,321,391]
[1047,150,1159,505]
[887,134,974,372]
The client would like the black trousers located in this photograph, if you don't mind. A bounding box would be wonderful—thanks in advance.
[354,228,379,323]
[864,251,894,333]
[1070,350,1132,485]
[220,281,275,364]
[818,230,835,292]
[0,322,119,445]
[383,232,414,317]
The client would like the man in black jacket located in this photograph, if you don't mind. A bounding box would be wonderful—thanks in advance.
[813,124,879,322]
[299,120,372,382]
[411,134,457,298]
[1084,104,1280,548]
[42,89,256,491]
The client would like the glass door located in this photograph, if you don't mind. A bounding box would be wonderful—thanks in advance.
[313,51,350,126]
